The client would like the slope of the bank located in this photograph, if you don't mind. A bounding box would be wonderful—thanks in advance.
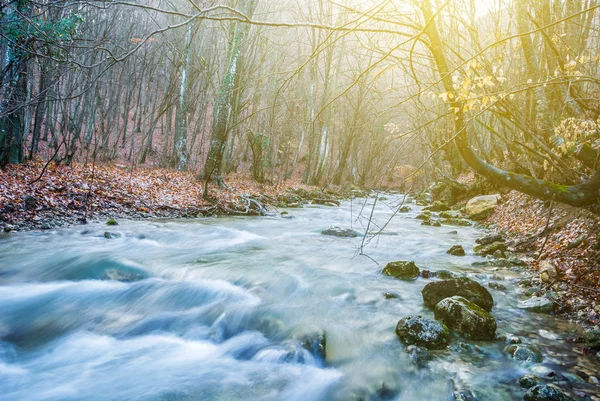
[0,160,344,232]
[487,190,600,326]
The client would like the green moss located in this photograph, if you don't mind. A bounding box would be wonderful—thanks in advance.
[106,219,118,226]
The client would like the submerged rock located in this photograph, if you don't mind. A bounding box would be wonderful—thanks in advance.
[523,385,573,401]
[399,206,411,213]
[382,261,420,280]
[395,315,450,349]
[465,194,500,220]
[488,282,507,291]
[518,296,556,314]
[453,390,481,401]
[296,331,327,362]
[322,226,359,238]
[422,277,494,312]
[504,344,543,363]
[383,292,399,300]
[404,345,432,368]
[447,245,466,256]
[434,296,496,340]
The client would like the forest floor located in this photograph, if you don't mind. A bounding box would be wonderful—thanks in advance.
[0,159,344,232]
[486,190,600,328]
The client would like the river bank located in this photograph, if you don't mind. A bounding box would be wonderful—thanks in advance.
[485,191,600,329]
[0,160,348,232]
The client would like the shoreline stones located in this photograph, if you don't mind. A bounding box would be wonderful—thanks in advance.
[422,277,494,312]
[476,233,504,245]
[518,296,556,314]
[434,296,497,340]
[395,315,450,349]
[382,261,420,280]
[474,241,508,256]
[465,194,500,220]
[423,201,449,212]
[321,226,359,238]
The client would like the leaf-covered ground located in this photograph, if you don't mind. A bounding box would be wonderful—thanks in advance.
[0,160,327,231]
[488,190,600,326]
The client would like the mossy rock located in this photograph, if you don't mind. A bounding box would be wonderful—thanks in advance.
[416,212,431,220]
[395,315,450,349]
[382,261,420,280]
[447,245,466,256]
[439,210,463,219]
[422,277,494,312]
[399,206,411,213]
[519,374,540,389]
[106,219,119,226]
[434,296,496,340]
[423,201,449,212]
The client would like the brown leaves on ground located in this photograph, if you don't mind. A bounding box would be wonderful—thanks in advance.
[0,160,319,231]
[490,190,600,324]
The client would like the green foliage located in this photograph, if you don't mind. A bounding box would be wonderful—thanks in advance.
[1,2,82,61]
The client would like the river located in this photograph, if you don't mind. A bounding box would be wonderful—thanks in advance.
[0,194,597,401]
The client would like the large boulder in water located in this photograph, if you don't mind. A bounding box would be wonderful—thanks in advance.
[524,385,573,401]
[433,296,496,340]
[465,194,500,220]
[395,315,450,350]
[422,277,494,312]
[382,261,420,280]
[322,226,359,238]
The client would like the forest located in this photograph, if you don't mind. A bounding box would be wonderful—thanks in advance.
[1,0,600,400]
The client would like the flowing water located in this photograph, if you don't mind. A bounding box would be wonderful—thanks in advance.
[0,194,597,401]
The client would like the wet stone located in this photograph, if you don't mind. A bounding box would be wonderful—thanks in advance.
[404,345,432,368]
[523,385,573,401]
[519,374,540,389]
[447,245,466,256]
[504,344,543,363]
[518,296,556,314]
[422,277,494,312]
[434,296,497,340]
[382,261,420,280]
[395,315,450,350]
